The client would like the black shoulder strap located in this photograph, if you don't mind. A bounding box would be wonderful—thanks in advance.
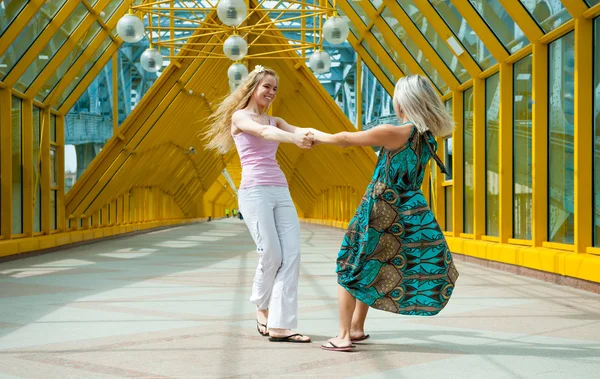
[421,133,449,176]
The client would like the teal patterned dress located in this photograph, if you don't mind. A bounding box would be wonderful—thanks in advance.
[337,125,459,316]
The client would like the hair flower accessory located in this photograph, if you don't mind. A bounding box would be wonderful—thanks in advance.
[254,65,265,73]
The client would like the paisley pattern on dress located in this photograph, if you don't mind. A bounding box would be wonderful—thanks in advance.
[337,125,459,316]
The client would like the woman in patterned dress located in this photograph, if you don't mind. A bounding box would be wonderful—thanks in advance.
[312,75,459,351]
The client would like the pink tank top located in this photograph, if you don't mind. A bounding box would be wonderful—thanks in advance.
[232,112,288,189]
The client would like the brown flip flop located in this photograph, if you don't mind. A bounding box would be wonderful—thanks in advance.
[320,341,355,352]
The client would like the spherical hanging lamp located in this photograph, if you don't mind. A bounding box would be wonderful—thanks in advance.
[228,63,248,84]
[140,47,163,72]
[223,35,248,61]
[323,16,349,45]
[309,50,331,74]
[116,13,145,43]
[217,0,247,27]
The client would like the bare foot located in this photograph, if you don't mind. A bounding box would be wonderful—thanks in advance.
[269,328,311,342]
[323,336,352,348]
[350,329,368,340]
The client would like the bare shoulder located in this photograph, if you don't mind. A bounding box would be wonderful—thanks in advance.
[381,123,414,150]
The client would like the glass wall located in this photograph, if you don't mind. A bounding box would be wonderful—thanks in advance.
[11,96,22,235]
[518,1,572,33]
[464,87,474,234]
[445,186,453,232]
[514,55,533,240]
[548,32,575,244]
[50,114,58,231]
[486,73,500,236]
[33,106,42,233]
[444,99,453,181]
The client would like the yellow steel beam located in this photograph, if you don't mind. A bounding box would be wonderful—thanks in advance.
[449,0,509,62]
[472,78,485,238]
[497,0,544,43]
[3,0,82,87]
[56,115,66,231]
[0,0,45,58]
[531,42,548,247]
[561,0,589,18]
[574,16,593,253]
[451,89,464,236]
[383,0,459,91]
[25,0,113,98]
[411,0,481,78]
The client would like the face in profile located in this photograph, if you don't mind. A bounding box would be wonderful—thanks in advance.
[253,75,278,109]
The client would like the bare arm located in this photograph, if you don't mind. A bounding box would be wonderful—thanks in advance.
[232,111,312,148]
[273,116,314,135]
[312,124,412,149]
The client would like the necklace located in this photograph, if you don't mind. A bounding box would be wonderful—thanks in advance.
[245,109,269,124]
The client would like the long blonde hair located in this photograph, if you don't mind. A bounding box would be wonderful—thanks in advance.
[202,67,279,153]
[393,75,454,137]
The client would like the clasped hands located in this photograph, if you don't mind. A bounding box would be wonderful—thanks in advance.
[295,129,327,149]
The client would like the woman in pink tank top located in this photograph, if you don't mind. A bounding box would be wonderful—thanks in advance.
[203,66,315,343]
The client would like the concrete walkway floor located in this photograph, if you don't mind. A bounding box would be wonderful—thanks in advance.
[0,219,599,378]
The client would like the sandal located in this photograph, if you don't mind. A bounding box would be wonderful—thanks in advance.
[268,333,311,343]
[256,320,268,337]
[351,334,370,343]
[320,341,355,352]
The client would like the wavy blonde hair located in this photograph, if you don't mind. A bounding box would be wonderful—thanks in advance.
[202,67,279,153]
[393,75,454,137]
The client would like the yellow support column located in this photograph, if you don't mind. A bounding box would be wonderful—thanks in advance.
[574,16,593,253]
[531,43,549,247]
[356,56,362,130]
[498,63,513,243]
[472,78,485,239]
[452,90,464,236]
[112,54,119,134]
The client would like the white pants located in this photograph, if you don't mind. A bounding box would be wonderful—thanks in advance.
[238,186,301,330]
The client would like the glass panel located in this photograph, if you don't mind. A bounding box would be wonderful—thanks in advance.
[464,87,474,234]
[0,0,28,38]
[380,8,448,93]
[0,0,67,79]
[397,0,469,83]
[15,2,89,93]
[50,147,57,187]
[594,17,600,246]
[12,96,22,235]
[361,64,395,131]
[548,31,574,244]
[369,0,383,8]
[518,0,572,33]
[431,0,496,70]
[361,39,399,84]
[65,146,76,193]
[485,73,500,236]
[36,22,103,102]
[445,186,453,232]
[586,0,600,7]
[514,55,533,240]
[33,106,42,233]
[50,190,57,231]
[348,0,373,25]
[369,24,406,82]
[444,99,453,181]
[468,0,529,54]
[50,114,56,142]
[55,36,113,107]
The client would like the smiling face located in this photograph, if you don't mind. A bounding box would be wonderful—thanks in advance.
[252,74,278,110]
